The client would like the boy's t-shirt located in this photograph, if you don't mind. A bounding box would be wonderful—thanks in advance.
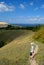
[30,45,34,53]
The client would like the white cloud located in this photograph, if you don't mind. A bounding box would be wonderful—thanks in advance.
[41,4,44,8]
[19,4,25,9]
[11,16,44,24]
[1,16,44,24]
[0,2,14,12]
[34,7,39,11]
[29,2,33,6]
[28,17,44,23]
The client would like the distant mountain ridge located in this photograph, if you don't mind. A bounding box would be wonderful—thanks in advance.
[0,22,8,28]
[0,22,8,24]
[11,24,42,27]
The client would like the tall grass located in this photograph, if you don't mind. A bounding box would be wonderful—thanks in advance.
[35,41,44,65]
[33,29,44,43]
[0,30,32,65]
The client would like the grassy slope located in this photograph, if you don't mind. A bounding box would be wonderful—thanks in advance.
[0,30,33,65]
[33,25,44,65]
[0,30,31,45]
[35,41,44,65]
[33,25,44,43]
[0,28,44,65]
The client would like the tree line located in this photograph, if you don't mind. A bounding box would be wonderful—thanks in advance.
[0,24,42,31]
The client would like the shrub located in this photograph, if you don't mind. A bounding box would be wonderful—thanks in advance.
[0,41,4,48]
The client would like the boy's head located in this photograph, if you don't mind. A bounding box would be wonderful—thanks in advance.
[31,42,35,45]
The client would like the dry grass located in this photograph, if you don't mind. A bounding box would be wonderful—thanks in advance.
[33,27,44,65]
[0,30,31,45]
[34,41,44,65]
[0,30,33,65]
[33,29,44,43]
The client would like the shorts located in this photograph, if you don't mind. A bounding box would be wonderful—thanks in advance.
[30,52,32,56]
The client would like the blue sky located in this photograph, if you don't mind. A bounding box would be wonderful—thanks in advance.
[0,0,44,24]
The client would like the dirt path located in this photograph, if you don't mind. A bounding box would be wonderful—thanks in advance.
[29,45,38,65]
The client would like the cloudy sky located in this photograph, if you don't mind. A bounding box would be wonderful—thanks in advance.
[0,0,44,24]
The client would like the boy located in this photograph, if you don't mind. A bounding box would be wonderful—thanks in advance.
[30,42,35,57]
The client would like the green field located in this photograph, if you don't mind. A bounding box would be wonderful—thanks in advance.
[33,27,44,65]
[0,30,33,65]
[34,41,44,65]
[0,30,32,45]
[0,30,44,65]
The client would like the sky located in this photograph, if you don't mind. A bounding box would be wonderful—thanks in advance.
[0,0,44,24]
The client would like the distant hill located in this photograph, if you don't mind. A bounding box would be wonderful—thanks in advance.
[0,22,8,28]
[0,22,8,24]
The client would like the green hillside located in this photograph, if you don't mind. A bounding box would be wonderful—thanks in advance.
[0,30,31,47]
[33,25,44,65]
[34,41,44,65]
[33,25,44,43]
[0,30,33,65]
[0,25,44,65]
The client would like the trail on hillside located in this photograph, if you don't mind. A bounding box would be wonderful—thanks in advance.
[29,45,38,65]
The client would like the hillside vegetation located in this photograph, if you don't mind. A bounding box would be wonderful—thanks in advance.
[0,30,31,47]
[0,24,44,65]
[0,30,33,65]
[34,41,44,65]
[33,25,44,43]
[33,25,44,65]
[0,24,41,31]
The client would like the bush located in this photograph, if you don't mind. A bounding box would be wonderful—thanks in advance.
[0,41,4,48]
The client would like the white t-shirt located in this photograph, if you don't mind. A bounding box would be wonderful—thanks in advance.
[30,45,34,53]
